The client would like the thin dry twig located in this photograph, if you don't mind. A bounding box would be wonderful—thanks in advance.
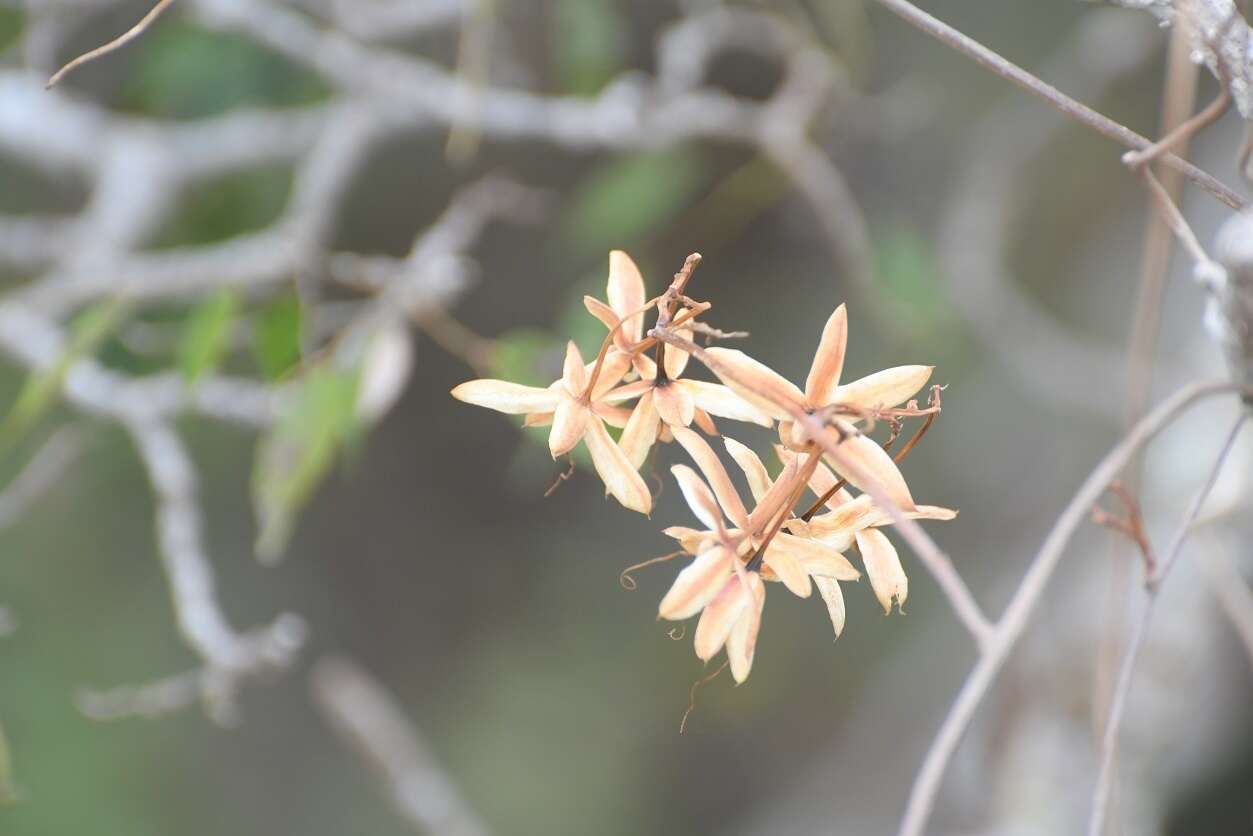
[1123,87,1231,169]
[897,381,1253,836]
[1087,414,1247,836]
[1091,481,1157,577]
[543,457,576,498]
[46,0,177,88]
[874,0,1248,209]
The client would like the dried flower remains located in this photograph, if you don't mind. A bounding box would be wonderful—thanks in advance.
[452,251,955,693]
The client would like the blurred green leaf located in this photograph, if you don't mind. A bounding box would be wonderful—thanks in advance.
[122,22,330,119]
[253,293,304,381]
[252,366,360,561]
[151,164,293,249]
[0,719,15,804]
[553,0,622,96]
[490,328,563,387]
[561,150,706,257]
[874,224,953,333]
[0,298,128,450]
[177,289,239,383]
[0,7,24,54]
[557,273,616,361]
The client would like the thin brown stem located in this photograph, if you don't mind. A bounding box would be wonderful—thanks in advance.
[619,550,684,591]
[580,299,660,400]
[802,396,937,522]
[1124,88,1232,169]
[746,448,821,571]
[679,659,728,734]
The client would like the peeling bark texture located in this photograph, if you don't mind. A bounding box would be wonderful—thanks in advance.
[1212,211,1253,400]
[1111,0,1253,117]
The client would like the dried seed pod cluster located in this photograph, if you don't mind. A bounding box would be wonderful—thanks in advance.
[452,252,954,683]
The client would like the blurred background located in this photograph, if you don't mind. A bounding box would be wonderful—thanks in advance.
[1,1,1251,834]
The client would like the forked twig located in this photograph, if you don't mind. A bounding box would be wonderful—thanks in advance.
[1091,481,1157,578]
[897,381,1253,836]
[1087,414,1247,836]
[1123,87,1232,169]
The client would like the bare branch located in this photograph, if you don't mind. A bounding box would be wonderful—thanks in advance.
[0,426,84,530]
[897,380,1253,836]
[312,657,490,836]
[875,0,1248,209]
[105,416,307,723]
[1087,414,1246,836]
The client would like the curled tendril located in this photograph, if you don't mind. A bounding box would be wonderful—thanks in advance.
[667,626,686,641]
[543,457,575,498]
[680,660,728,734]
[618,550,684,591]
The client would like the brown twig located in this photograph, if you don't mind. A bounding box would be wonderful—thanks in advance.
[543,457,576,498]
[1124,88,1232,169]
[1091,481,1157,578]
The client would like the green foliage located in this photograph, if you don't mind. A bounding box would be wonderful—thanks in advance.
[0,7,24,55]
[874,224,954,334]
[0,719,15,804]
[252,366,360,561]
[490,328,563,387]
[253,293,304,381]
[561,150,706,258]
[553,0,623,96]
[122,22,330,119]
[0,299,128,451]
[177,289,240,384]
[152,165,293,249]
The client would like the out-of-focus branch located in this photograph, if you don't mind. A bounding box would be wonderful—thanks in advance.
[0,425,84,530]
[312,657,491,836]
[1108,1,1253,118]
[83,415,308,725]
[935,13,1172,420]
[1212,210,1253,391]
[875,0,1247,209]
[1087,414,1246,836]
[896,380,1253,836]
[1194,540,1253,666]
